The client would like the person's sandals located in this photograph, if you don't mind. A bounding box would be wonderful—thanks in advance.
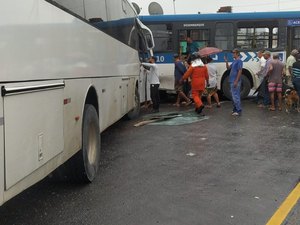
[231,112,240,116]
[216,103,221,108]
[205,105,212,109]
[269,107,275,111]
[185,100,192,106]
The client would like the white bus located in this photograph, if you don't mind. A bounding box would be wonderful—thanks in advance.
[139,12,300,99]
[0,0,153,206]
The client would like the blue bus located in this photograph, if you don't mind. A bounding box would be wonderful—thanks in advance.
[139,11,300,99]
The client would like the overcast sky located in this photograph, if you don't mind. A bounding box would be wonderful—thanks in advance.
[132,0,300,15]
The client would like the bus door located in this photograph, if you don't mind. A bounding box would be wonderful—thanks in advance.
[135,18,155,102]
[179,29,210,57]
[287,21,300,53]
[0,92,4,203]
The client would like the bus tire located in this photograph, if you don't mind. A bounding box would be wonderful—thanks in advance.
[222,75,251,100]
[50,104,100,183]
[221,76,231,100]
[79,104,100,183]
[126,85,140,119]
[240,76,251,99]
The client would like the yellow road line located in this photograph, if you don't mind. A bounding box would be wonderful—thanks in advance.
[266,182,300,225]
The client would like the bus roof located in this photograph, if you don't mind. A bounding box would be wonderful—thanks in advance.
[139,11,300,22]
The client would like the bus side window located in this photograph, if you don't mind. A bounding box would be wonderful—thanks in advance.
[135,18,155,50]
[145,33,155,49]
[148,24,172,52]
[180,41,187,54]
[215,23,234,50]
[292,27,300,49]
[272,27,278,48]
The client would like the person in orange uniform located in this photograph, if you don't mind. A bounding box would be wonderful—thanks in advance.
[181,53,209,114]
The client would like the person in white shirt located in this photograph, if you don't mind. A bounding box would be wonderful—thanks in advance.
[205,56,221,108]
[285,49,299,86]
[256,50,266,82]
[141,56,160,113]
[255,50,266,105]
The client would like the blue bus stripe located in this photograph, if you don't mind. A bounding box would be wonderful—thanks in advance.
[139,11,300,23]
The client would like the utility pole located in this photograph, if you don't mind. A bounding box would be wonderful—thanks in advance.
[173,0,176,14]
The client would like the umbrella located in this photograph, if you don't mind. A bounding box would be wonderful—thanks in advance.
[198,47,222,57]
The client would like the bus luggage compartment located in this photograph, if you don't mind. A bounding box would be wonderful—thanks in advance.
[2,81,64,189]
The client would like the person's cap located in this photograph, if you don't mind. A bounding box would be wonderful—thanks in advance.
[291,49,299,56]
[232,48,240,53]
[257,49,265,54]
[263,50,271,56]
[173,54,179,58]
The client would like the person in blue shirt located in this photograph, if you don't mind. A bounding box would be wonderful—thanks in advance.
[173,54,192,106]
[186,37,199,64]
[292,53,300,98]
[186,37,199,54]
[224,48,243,116]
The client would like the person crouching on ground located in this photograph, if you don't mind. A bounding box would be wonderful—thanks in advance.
[181,53,209,114]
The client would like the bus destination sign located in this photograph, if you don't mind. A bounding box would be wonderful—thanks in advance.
[287,19,300,26]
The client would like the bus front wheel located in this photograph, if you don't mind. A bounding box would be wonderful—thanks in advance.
[79,104,101,182]
[222,75,251,100]
[50,104,100,183]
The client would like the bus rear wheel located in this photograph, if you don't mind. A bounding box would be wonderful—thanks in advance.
[222,75,251,100]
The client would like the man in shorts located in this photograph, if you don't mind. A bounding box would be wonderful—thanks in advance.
[173,54,192,106]
[267,54,285,111]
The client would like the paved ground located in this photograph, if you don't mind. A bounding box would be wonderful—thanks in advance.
[285,201,300,225]
[0,98,299,225]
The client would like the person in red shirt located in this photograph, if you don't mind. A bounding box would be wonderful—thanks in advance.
[181,53,209,114]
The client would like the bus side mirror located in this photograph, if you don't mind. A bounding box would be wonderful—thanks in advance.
[135,18,155,50]
[144,32,155,50]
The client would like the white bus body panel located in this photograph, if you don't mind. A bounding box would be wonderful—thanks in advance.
[53,0,135,21]
[156,51,286,93]
[157,64,176,91]
[0,0,140,83]
[0,101,4,204]
[3,82,64,189]
[138,67,151,103]
[0,0,142,205]
[157,62,260,92]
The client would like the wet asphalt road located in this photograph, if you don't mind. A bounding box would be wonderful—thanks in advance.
[0,98,299,225]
